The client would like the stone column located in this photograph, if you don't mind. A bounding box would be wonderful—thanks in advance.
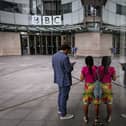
[75,32,112,57]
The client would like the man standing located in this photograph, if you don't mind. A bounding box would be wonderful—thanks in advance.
[52,44,75,120]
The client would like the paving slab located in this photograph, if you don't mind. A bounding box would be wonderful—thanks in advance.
[0,56,126,126]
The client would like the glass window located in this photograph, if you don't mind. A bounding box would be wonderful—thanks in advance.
[30,0,37,14]
[116,4,126,16]
[43,1,61,15]
[0,0,29,14]
[62,3,72,14]
[85,5,101,17]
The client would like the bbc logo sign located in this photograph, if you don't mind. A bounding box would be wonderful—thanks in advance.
[32,15,42,25]
[43,16,62,25]
[32,15,62,25]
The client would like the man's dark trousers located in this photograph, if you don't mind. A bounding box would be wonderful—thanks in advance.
[58,86,70,116]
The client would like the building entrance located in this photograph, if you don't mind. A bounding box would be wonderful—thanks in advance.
[21,34,61,55]
[21,35,29,55]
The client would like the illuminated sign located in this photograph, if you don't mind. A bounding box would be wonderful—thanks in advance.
[43,16,52,25]
[32,15,62,25]
[32,15,41,25]
[53,16,62,25]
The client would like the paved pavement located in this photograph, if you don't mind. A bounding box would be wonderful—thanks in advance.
[0,55,126,126]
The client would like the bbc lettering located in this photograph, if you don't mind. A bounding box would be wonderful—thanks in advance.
[32,15,42,25]
[43,16,62,25]
[43,16,52,25]
[32,15,62,25]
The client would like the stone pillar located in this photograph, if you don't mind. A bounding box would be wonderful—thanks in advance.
[75,32,112,57]
[0,32,21,56]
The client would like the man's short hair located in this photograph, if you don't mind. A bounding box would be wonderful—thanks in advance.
[60,44,71,50]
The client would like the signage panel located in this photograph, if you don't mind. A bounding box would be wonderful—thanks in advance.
[43,16,52,25]
[32,15,41,25]
[32,15,62,25]
[53,15,62,25]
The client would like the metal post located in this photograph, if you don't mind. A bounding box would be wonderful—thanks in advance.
[46,36,48,54]
[120,32,126,57]
[27,35,30,55]
[51,31,53,54]
[34,35,37,54]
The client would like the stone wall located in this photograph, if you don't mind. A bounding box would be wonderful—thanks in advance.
[0,32,21,56]
[75,32,112,57]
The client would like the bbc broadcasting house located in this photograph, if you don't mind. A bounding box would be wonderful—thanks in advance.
[0,0,126,57]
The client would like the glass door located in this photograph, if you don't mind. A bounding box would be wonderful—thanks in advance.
[21,35,29,55]
[29,35,35,55]
[36,36,41,54]
[41,36,46,55]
